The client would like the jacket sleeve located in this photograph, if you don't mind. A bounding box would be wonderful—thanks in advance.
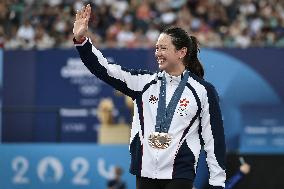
[200,83,226,188]
[74,37,154,99]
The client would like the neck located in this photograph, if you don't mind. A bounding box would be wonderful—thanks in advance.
[165,64,186,76]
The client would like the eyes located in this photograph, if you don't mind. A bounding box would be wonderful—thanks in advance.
[155,46,168,52]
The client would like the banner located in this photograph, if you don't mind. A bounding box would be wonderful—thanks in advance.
[239,106,284,154]
[2,48,284,152]
[2,50,37,142]
[0,49,2,142]
[0,144,135,189]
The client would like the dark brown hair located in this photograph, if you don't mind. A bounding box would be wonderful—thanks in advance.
[162,27,204,79]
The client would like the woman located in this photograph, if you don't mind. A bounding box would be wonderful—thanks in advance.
[73,4,226,189]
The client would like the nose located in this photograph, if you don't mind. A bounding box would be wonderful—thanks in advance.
[155,49,161,57]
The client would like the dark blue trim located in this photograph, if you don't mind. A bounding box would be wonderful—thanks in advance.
[178,83,201,143]
[141,79,157,94]
[209,186,224,189]
[135,95,145,136]
[172,140,195,180]
[138,75,163,136]
[109,61,155,76]
[140,71,162,94]
[186,83,202,114]
[119,65,155,76]
[188,71,226,170]
[204,83,226,170]
[198,117,204,147]
[76,41,142,100]
[129,133,143,177]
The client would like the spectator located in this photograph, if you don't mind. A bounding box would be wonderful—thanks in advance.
[0,0,283,49]
[34,24,55,49]
[16,20,35,49]
[0,26,4,48]
[116,23,135,47]
[107,166,126,189]
[225,159,251,189]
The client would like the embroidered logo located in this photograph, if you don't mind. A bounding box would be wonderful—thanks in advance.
[149,95,158,104]
[177,98,189,116]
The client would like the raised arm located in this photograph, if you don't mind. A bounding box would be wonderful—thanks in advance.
[73,4,155,99]
[73,4,91,42]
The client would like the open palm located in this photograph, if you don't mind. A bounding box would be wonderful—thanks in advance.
[73,4,91,40]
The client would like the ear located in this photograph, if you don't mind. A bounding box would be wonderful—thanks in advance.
[178,47,187,59]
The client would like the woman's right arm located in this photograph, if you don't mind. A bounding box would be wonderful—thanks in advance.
[73,5,154,99]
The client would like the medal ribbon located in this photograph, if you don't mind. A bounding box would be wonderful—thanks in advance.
[155,70,189,133]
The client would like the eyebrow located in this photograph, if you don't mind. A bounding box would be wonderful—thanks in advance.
[155,44,168,47]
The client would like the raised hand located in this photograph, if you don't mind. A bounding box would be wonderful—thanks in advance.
[73,4,91,41]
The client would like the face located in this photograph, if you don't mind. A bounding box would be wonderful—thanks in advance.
[155,33,186,72]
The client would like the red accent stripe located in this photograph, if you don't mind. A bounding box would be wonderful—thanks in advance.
[73,36,86,44]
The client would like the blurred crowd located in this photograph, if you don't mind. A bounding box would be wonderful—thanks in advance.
[0,0,284,49]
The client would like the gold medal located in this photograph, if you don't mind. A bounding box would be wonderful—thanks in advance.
[148,132,173,149]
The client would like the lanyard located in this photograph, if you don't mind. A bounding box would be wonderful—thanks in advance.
[155,70,189,133]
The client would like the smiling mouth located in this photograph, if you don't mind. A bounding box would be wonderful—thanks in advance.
[157,58,166,64]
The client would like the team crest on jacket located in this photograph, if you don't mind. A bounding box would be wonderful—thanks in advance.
[177,98,189,116]
[149,95,158,104]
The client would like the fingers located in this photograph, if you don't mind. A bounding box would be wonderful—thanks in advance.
[75,4,91,24]
[75,9,82,20]
[83,4,91,26]
[83,4,91,20]
[76,4,86,20]
[80,6,86,19]
[86,4,91,18]
[75,10,80,20]
[82,7,87,19]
